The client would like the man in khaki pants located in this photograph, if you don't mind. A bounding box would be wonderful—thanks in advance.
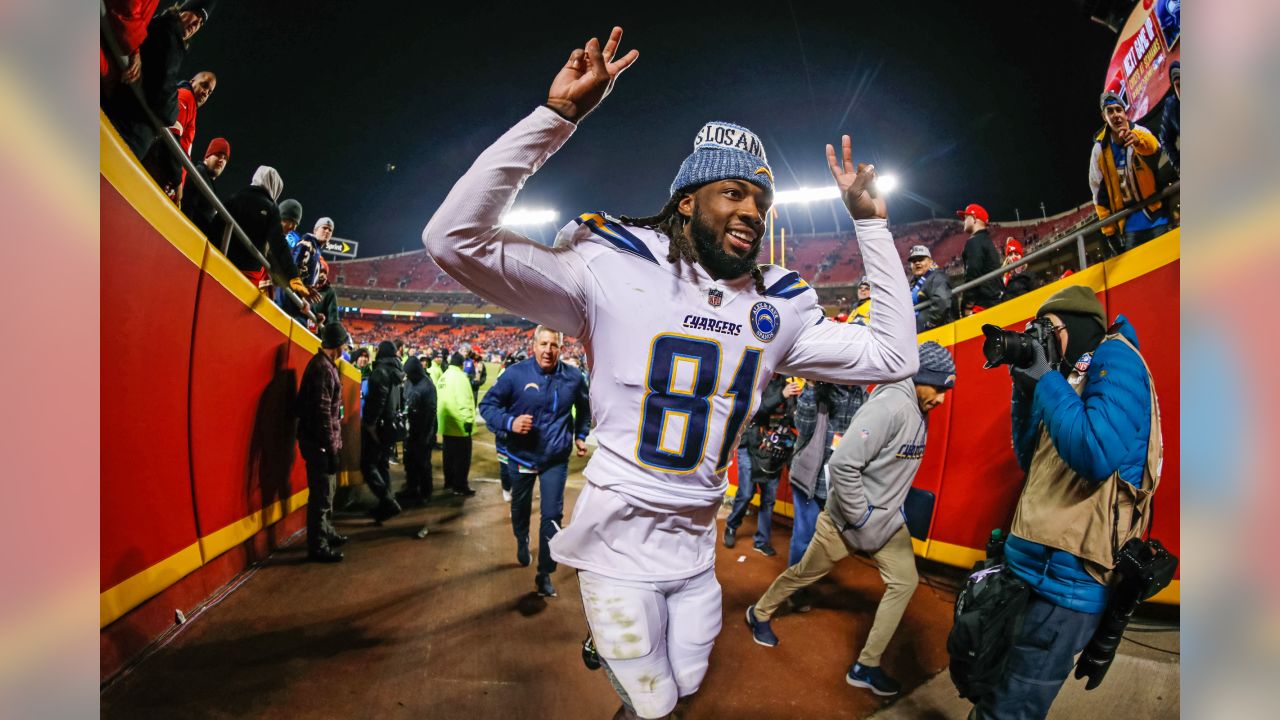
[746,341,957,696]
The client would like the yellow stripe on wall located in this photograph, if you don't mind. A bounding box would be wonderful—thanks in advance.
[100,543,203,627]
[198,489,311,564]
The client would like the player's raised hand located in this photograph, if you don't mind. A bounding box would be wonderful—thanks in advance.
[826,135,887,220]
[546,26,639,123]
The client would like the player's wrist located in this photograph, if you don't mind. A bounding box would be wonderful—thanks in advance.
[543,100,579,124]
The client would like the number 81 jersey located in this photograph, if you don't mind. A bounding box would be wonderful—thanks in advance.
[563,212,823,511]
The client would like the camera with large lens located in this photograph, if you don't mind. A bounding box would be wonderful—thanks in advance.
[981,318,1062,369]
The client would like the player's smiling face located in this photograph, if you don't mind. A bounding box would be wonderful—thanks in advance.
[679,179,771,280]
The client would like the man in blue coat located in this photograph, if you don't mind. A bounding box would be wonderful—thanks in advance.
[479,326,591,598]
[975,285,1163,720]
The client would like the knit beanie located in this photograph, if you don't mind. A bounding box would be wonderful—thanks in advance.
[449,351,465,367]
[670,121,773,197]
[376,340,397,359]
[179,0,217,22]
[204,137,229,159]
[320,322,350,349]
[315,216,334,231]
[914,340,956,389]
[1036,285,1107,330]
[279,199,303,223]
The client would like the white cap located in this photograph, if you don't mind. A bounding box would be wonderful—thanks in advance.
[315,216,334,230]
[908,244,931,259]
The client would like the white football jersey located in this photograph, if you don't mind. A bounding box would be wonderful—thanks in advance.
[425,107,918,579]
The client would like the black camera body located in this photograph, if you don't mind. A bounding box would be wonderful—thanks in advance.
[981,317,1062,370]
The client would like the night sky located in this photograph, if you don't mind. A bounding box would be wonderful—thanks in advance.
[184,1,1120,258]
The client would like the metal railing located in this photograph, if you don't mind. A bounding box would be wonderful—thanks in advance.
[99,3,314,322]
[915,181,1180,312]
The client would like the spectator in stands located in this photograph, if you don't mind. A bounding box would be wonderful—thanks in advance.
[907,245,952,332]
[142,70,216,204]
[747,342,955,697]
[976,286,1162,719]
[437,352,477,497]
[280,200,303,248]
[1160,61,1180,173]
[956,204,1002,312]
[849,276,872,326]
[1090,92,1171,254]
[296,322,351,563]
[180,136,228,240]
[788,378,865,583]
[311,257,339,326]
[1000,237,1034,301]
[222,166,312,305]
[361,340,405,522]
[397,356,438,508]
[312,216,335,252]
[103,0,213,158]
[723,375,802,558]
[101,0,161,84]
[479,326,591,598]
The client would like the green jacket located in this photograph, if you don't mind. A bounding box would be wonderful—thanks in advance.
[436,364,476,437]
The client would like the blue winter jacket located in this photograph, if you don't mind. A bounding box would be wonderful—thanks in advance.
[478,358,591,472]
[1006,315,1152,614]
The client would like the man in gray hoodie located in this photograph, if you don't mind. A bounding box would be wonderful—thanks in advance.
[745,341,956,696]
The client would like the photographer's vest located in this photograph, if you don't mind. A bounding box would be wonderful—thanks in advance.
[1010,333,1163,585]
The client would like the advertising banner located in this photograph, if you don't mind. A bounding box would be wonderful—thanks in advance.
[1103,0,1181,120]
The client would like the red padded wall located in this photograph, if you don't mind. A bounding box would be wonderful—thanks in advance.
[100,177,201,590]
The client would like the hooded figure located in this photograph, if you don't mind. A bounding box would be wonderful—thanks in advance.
[397,356,438,506]
[220,165,298,291]
[360,340,407,520]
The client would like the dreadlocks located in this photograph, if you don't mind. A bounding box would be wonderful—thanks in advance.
[621,194,767,294]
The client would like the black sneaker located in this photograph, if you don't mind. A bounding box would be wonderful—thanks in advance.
[846,663,901,696]
[516,538,531,567]
[581,635,601,671]
[744,605,778,647]
[455,487,477,497]
[327,533,349,547]
[372,499,402,523]
[535,573,557,598]
[308,547,344,563]
[753,543,777,557]
[723,527,737,548]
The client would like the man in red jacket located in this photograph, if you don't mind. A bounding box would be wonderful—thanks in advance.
[143,70,217,203]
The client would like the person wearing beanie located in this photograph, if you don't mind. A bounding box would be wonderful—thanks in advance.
[1000,237,1034,302]
[279,199,304,238]
[976,286,1162,719]
[1090,89,1170,255]
[295,322,351,563]
[747,340,953,694]
[437,349,477,496]
[181,136,230,240]
[361,340,407,522]
[423,27,918,718]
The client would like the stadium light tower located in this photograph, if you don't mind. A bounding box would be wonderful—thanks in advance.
[500,208,559,226]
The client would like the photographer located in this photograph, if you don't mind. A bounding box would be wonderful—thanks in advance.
[973,286,1162,720]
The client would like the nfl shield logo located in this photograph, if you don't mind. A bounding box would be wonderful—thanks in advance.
[708,289,723,307]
